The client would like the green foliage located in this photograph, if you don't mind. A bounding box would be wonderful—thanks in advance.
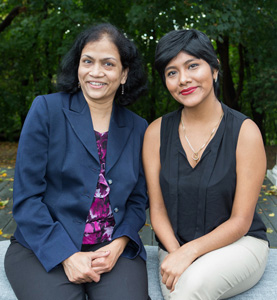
[0,0,276,144]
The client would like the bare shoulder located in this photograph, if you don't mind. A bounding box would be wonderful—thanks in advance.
[238,119,264,148]
[144,117,162,143]
[237,118,266,165]
[143,117,162,162]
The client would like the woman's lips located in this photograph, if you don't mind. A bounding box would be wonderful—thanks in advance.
[181,87,197,95]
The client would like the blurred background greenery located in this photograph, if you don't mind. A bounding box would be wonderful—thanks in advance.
[0,0,276,145]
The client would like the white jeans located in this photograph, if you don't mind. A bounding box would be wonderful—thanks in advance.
[158,236,269,300]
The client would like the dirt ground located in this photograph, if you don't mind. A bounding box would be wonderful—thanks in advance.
[0,142,17,168]
[0,142,276,169]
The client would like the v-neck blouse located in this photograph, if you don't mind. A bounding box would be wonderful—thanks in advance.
[158,103,268,250]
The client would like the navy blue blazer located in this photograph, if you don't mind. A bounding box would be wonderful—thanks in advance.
[12,90,148,272]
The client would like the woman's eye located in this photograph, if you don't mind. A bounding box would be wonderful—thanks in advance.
[167,71,176,77]
[105,62,114,67]
[83,59,91,64]
[188,63,198,69]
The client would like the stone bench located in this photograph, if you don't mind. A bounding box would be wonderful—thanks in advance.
[1,241,276,299]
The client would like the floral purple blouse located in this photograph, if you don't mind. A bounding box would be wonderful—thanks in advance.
[82,131,115,244]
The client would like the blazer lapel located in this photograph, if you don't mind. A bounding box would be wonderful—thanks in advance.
[106,103,133,174]
[62,91,99,163]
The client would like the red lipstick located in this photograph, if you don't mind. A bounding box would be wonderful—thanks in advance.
[181,87,197,95]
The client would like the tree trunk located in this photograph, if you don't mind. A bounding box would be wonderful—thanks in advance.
[216,36,238,110]
[251,108,266,143]
[235,43,245,111]
[244,49,265,141]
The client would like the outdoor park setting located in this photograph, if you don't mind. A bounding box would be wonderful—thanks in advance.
[0,0,277,299]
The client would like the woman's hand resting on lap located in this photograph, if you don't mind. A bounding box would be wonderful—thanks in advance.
[62,251,110,284]
[161,245,196,292]
[91,237,129,274]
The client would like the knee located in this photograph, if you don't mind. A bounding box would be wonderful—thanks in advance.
[171,271,211,299]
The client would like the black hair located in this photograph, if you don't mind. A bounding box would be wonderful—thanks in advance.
[155,29,220,98]
[57,23,147,105]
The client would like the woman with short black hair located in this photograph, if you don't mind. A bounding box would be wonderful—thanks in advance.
[143,29,268,299]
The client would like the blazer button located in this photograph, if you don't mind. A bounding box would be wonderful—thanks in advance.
[108,179,113,185]
[114,207,119,213]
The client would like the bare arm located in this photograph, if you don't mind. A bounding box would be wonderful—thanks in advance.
[142,118,180,253]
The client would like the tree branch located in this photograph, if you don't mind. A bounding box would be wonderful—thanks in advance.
[0,6,26,33]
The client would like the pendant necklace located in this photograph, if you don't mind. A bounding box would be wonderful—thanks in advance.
[181,112,224,163]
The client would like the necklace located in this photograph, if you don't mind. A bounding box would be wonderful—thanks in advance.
[181,112,224,162]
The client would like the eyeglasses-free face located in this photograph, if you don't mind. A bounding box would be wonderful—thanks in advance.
[78,37,128,106]
[164,51,218,108]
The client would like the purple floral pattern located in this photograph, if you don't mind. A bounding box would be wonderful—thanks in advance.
[82,131,115,244]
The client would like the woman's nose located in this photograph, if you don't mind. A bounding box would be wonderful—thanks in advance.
[89,64,103,77]
[179,70,191,85]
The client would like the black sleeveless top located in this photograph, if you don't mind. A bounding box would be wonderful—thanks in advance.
[158,102,268,250]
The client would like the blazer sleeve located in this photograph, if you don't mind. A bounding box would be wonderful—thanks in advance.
[111,119,149,259]
[13,96,79,272]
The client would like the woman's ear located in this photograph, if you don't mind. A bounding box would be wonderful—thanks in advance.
[214,59,220,82]
[121,68,129,84]
[213,70,219,82]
